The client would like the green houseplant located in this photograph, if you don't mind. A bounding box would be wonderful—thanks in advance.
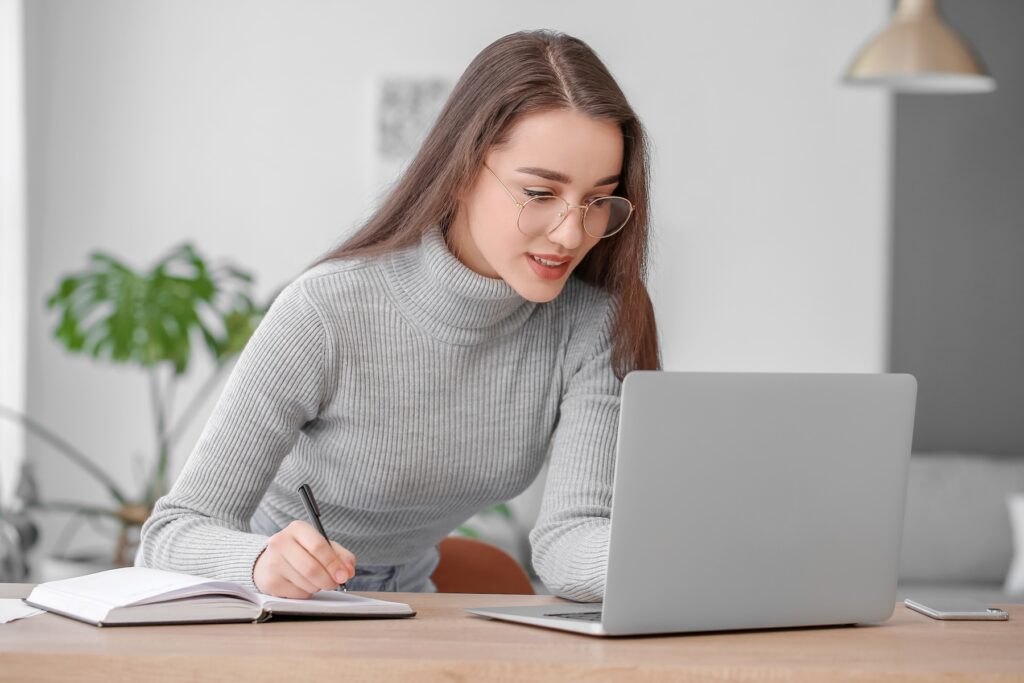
[0,243,266,571]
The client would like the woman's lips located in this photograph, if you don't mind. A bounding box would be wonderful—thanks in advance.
[526,253,571,280]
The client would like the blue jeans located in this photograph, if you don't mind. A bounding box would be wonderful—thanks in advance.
[249,505,440,593]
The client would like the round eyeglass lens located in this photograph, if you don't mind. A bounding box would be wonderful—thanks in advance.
[583,197,633,238]
[518,196,566,236]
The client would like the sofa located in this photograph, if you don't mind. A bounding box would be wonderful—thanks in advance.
[896,452,1024,604]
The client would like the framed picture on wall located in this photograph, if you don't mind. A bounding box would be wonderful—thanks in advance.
[366,74,453,199]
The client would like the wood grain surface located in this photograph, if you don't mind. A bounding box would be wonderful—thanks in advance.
[1,583,1021,682]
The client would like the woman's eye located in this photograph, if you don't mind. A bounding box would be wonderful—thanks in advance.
[521,189,608,202]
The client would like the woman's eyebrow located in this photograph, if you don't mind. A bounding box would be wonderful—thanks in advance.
[515,166,620,187]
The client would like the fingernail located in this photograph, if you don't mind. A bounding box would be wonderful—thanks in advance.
[335,569,347,582]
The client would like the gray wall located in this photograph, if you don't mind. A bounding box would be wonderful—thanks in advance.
[890,0,1024,455]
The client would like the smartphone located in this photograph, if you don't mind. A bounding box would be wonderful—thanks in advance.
[904,598,1009,621]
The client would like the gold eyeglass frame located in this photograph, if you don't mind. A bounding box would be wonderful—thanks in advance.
[483,163,634,239]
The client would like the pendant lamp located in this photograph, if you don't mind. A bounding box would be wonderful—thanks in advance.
[844,0,996,93]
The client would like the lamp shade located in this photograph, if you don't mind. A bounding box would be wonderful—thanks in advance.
[844,0,996,93]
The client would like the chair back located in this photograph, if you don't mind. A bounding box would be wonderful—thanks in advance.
[431,537,535,594]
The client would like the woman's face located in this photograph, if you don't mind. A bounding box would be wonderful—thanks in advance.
[447,108,624,303]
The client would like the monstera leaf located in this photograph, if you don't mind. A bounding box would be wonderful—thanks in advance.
[46,244,261,374]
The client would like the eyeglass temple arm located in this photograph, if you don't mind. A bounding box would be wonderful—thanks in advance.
[483,164,524,207]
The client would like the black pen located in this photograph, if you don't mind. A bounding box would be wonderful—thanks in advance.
[297,483,347,592]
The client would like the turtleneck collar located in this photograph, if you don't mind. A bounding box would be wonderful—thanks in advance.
[382,224,537,345]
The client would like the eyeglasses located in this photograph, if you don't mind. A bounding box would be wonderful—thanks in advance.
[483,164,634,239]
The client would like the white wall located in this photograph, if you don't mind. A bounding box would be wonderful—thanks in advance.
[0,0,26,505]
[22,0,891,562]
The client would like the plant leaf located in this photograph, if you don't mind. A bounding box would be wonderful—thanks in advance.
[47,244,266,372]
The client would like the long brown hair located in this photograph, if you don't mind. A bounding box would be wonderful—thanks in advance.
[313,29,660,380]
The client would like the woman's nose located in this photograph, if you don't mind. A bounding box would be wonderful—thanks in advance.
[548,206,586,249]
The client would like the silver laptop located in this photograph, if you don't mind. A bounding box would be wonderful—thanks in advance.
[466,371,917,636]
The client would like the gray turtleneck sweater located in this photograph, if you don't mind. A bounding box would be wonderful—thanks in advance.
[135,224,621,602]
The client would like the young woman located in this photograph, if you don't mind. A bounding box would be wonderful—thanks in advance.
[136,29,660,603]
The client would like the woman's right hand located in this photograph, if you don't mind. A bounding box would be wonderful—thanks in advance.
[252,520,357,598]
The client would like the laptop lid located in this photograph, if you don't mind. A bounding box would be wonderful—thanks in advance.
[601,371,917,636]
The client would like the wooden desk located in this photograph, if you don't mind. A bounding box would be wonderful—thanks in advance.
[1,584,1021,682]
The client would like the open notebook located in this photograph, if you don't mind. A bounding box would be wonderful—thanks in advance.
[23,566,415,627]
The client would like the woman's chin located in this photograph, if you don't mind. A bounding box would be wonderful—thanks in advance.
[506,269,570,303]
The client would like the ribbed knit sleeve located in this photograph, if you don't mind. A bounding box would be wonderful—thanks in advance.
[529,294,621,603]
[135,280,328,591]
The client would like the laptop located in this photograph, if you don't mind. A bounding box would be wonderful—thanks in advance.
[466,371,918,636]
